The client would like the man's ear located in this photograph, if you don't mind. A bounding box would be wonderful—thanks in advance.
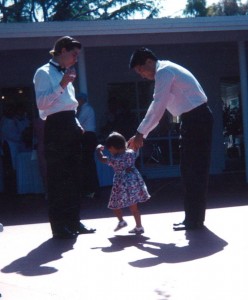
[60,48,67,55]
[146,58,154,66]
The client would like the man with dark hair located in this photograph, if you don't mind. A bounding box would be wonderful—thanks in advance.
[129,47,158,68]
[49,36,82,56]
[129,47,213,231]
[33,36,96,239]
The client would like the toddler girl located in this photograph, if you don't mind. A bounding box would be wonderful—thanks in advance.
[96,131,150,234]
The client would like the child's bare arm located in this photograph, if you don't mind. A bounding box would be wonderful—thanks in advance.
[96,144,108,164]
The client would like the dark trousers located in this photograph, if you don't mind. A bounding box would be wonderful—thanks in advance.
[2,141,16,195]
[81,131,99,195]
[44,111,82,233]
[179,103,213,225]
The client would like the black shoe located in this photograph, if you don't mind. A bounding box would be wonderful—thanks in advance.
[173,221,204,231]
[69,222,96,234]
[53,227,77,239]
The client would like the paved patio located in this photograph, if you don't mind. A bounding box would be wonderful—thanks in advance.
[0,173,247,300]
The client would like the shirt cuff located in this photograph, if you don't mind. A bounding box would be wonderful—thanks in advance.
[137,127,148,139]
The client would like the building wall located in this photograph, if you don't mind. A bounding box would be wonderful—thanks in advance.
[0,49,48,88]
[0,41,241,176]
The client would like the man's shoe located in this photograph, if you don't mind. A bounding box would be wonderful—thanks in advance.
[53,227,77,239]
[71,222,96,234]
[173,221,204,231]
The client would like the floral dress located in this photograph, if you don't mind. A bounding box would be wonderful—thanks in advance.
[107,149,150,209]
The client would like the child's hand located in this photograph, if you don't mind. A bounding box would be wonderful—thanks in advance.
[96,144,107,163]
[96,144,104,151]
[128,134,143,151]
[128,144,139,152]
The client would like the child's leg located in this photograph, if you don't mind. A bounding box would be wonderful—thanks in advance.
[113,209,127,231]
[113,208,124,222]
[129,204,142,228]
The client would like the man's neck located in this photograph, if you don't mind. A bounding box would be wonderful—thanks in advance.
[52,57,65,69]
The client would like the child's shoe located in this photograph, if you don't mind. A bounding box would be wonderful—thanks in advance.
[114,220,127,232]
[128,226,144,234]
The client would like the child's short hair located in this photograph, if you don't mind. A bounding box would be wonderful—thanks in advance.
[105,132,126,150]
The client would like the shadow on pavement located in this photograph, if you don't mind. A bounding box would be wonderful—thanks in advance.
[91,227,228,268]
[1,238,76,276]
[129,227,228,267]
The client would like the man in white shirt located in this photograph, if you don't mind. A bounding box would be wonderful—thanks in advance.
[33,36,96,239]
[128,47,213,231]
[77,93,99,200]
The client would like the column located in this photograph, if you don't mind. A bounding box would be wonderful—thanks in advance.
[77,48,88,94]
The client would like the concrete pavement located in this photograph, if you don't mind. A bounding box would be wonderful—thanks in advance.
[0,173,248,300]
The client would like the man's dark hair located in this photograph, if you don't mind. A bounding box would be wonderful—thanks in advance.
[50,36,81,56]
[105,132,126,150]
[129,47,158,69]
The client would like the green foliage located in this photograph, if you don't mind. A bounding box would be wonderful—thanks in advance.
[0,0,32,22]
[0,0,160,22]
[183,0,248,17]
[184,0,207,17]
[207,0,248,16]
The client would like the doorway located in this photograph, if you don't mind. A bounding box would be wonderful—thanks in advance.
[221,78,244,171]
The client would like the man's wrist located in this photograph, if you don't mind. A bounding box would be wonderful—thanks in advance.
[136,131,144,139]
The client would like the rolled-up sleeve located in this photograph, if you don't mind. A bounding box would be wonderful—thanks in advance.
[137,66,175,138]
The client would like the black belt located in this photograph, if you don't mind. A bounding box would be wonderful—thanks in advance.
[46,110,75,122]
[181,103,208,119]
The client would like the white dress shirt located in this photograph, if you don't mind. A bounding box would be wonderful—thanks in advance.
[33,60,78,120]
[77,102,96,132]
[137,60,207,138]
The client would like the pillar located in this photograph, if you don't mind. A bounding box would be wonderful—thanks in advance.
[77,48,88,94]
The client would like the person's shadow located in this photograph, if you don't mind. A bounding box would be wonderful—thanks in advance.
[92,234,151,252]
[1,238,76,276]
[130,227,228,267]
[92,227,228,268]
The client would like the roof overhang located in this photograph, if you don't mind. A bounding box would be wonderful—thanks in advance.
[0,16,248,50]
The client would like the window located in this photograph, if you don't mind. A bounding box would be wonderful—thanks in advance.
[105,81,180,175]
